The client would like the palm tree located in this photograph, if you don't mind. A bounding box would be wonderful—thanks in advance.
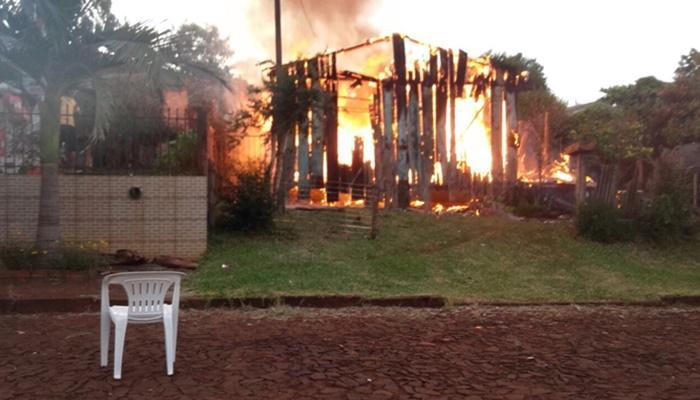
[1,0,224,252]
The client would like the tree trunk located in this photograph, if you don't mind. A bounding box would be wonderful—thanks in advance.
[37,92,61,252]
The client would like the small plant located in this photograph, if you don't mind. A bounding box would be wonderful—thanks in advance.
[0,241,107,270]
[0,243,37,270]
[576,201,632,243]
[215,167,275,232]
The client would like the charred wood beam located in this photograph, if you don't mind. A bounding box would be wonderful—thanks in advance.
[490,70,505,193]
[382,80,395,208]
[505,89,518,187]
[351,137,365,200]
[337,70,380,83]
[455,50,468,97]
[296,60,310,199]
[448,50,457,199]
[326,53,340,203]
[408,70,421,185]
[435,49,449,183]
[393,33,410,208]
[421,58,436,210]
[371,88,383,187]
[309,58,325,189]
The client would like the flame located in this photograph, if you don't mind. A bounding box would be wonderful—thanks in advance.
[549,155,574,183]
[519,153,576,184]
[452,91,491,177]
[410,199,425,208]
[432,161,443,185]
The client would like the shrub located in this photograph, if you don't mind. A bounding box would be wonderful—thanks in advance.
[638,165,694,243]
[155,132,200,175]
[53,244,107,270]
[215,168,275,232]
[0,242,106,270]
[576,201,632,243]
[0,243,36,270]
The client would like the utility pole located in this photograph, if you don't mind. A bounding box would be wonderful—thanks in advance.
[272,0,286,210]
[275,0,282,77]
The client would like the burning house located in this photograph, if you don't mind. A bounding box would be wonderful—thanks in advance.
[271,33,572,212]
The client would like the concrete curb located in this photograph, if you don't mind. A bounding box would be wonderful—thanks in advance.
[1,295,699,314]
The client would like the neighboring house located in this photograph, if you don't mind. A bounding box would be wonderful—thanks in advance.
[0,83,40,175]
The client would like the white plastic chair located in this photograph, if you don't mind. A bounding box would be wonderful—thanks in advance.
[100,271,185,379]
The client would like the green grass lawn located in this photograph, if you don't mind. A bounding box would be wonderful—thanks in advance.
[188,210,700,302]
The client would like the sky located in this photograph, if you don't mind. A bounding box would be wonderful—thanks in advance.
[111,0,699,105]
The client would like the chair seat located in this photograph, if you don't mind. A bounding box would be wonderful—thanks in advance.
[109,304,173,324]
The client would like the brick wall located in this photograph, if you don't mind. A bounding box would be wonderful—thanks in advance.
[0,175,207,259]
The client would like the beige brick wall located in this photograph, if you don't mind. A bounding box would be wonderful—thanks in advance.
[0,175,207,259]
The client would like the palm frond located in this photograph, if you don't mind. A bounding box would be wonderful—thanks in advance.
[90,75,113,140]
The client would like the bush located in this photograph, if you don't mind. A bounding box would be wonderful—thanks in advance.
[0,243,36,270]
[0,242,106,270]
[155,132,200,175]
[638,165,695,243]
[216,168,275,232]
[576,201,632,243]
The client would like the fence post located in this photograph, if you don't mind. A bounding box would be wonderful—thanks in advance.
[370,185,379,239]
[694,172,698,209]
[195,107,215,228]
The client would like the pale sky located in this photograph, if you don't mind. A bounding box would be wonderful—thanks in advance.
[112,0,699,105]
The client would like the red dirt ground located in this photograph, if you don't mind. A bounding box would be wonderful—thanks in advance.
[1,306,699,399]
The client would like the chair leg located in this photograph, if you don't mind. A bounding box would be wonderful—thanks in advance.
[113,320,128,380]
[163,314,174,376]
[100,312,110,367]
[173,315,178,363]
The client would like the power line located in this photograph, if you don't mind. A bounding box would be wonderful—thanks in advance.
[298,0,317,38]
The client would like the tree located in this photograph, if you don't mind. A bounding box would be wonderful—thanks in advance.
[231,69,321,210]
[600,76,667,155]
[659,49,700,147]
[490,52,569,175]
[0,0,225,252]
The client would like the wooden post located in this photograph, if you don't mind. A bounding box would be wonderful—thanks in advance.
[455,50,468,97]
[310,58,325,189]
[297,61,310,200]
[575,154,586,208]
[393,34,409,209]
[542,110,550,170]
[490,70,504,195]
[505,89,518,186]
[382,80,395,208]
[421,57,436,210]
[693,172,698,209]
[351,136,364,200]
[325,54,340,203]
[370,185,379,239]
[195,107,214,227]
[371,90,383,188]
[447,50,457,201]
[436,49,448,184]
[408,74,420,186]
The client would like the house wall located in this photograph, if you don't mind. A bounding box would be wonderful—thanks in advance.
[0,175,207,259]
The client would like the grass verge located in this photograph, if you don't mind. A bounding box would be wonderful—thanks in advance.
[188,211,700,302]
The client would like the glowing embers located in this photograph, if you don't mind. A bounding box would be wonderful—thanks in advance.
[519,154,576,184]
[409,197,486,216]
[288,187,366,208]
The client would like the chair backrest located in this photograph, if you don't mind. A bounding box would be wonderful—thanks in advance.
[101,271,185,320]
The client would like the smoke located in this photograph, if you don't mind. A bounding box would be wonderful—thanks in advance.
[243,0,378,68]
